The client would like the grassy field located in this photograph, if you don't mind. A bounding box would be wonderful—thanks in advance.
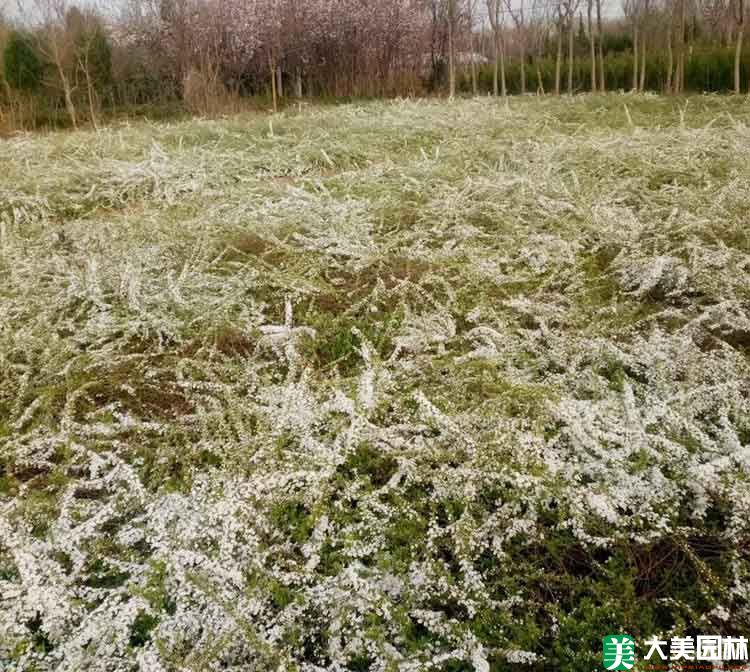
[1,94,750,671]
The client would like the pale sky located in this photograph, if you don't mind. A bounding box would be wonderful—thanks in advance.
[2,0,110,22]
[1,0,34,21]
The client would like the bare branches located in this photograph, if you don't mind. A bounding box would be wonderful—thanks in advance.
[486,0,508,95]
[561,0,581,93]
[2,0,749,118]
[17,0,79,126]
[733,0,744,92]
[503,0,529,92]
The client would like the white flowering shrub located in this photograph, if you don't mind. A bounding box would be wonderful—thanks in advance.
[1,95,750,670]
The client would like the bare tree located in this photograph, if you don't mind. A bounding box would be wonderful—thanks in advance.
[623,0,641,90]
[65,6,109,129]
[427,0,448,91]
[20,0,78,127]
[664,0,675,90]
[597,0,606,89]
[0,14,13,126]
[588,0,597,89]
[530,0,549,92]
[675,0,687,92]
[486,0,508,95]
[0,11,8,95]
[733,0,744,92]
[554,0,564,93]
[260,0,284,112]
[467,0,479,94]
[504,0,528,93]
[639,0,651,90]
[562,0,581,93]
[447,0,458,97]
[76,29,99,127]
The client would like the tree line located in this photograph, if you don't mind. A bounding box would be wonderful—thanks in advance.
[0,0,746,130]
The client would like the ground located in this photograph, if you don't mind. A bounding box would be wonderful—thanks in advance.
[1,94,750,671]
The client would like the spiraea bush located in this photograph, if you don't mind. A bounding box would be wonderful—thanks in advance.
[1,94,750,670]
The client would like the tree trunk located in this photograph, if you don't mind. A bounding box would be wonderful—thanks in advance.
[63,84,77,129]
[500,34,507,96]
[597,0,606,90]
[632,24,639,91]
[85,69,98,130]
[493,33,499,95]
[470,30,478,95]
[58,64,77,129]
[666,11,674,92]
[448,0,456,98]
[735,0,744,94]
[567,15,575,94]
[639,33,647,91]
[520,40,527,93]
[270,55,278,113]
[676,0,685,93]
[555,21,563,95]
[79,48,99,130]
[536,62,545,94]
[588,0,597,91]
[276,66,283,99]
[295,67,303,97]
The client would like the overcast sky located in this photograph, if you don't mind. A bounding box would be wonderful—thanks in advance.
[2,0,111,21]
[1,0,35,20]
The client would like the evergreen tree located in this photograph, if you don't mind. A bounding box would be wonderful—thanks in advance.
[4,31,43,92]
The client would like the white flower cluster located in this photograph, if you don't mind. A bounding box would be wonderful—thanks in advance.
[2,95,750,669]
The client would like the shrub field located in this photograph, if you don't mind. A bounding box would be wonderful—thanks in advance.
[1,94,750,670]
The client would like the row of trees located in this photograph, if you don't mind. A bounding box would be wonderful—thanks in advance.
[623,0,745,93]
[1,1,113,129]
[0,0,747,129]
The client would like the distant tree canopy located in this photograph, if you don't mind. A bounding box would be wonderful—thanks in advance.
[4,31,43,92]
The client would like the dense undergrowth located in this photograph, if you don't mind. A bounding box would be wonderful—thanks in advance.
[1,94,750,670]
[4,47,750,133]
[465,47,750,95]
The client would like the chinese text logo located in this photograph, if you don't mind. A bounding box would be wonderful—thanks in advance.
[603,634,636,671]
